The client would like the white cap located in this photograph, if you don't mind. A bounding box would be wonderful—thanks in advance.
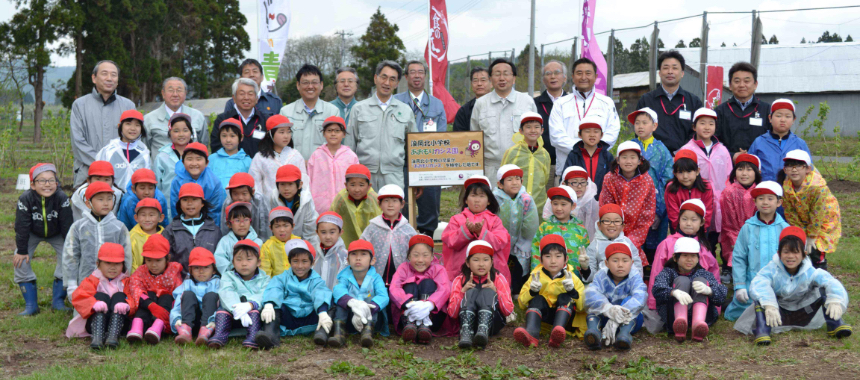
[783,149,812,166]
[679,198,707,217]
[693,108,718,123]
[497,164,524,182]
[467,240,494,257]
[519,111,543,126]
[674,237,701,254]
[751,181,784,198]
[616,140,642,156]
[464,175,492,189]
[771,99,796,114]
[562,165,589,182]
[284,239,313,255]
[377,184,405,200]
[627,107,658,125]
[559,185,578,204]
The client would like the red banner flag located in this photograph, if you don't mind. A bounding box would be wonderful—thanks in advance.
[425,0,460,125]
[705,65,724,109]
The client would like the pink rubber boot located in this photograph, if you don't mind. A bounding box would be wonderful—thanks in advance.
[144,319,164,345]
[126,318,144,344]
[672,303,688,342]
[691,303,709,342]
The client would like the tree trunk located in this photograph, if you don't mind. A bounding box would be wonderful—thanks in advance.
[18,101,24,132]
[33,68,44,143]
[75,28,82,98]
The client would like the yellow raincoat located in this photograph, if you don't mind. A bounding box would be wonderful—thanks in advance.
[783,170,841,254]
[501,132,551,218]
[518,263,587,337]
[260,234,300,277]
[330,188,381,247]
[129,224,164,272]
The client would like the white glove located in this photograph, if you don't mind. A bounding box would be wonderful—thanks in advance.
[529,272,542,293]
[403,301,419,322]
[805,239,816,254]
[578,247,589,269]
[351,313,365,331]
[317,311,333,333]
[692,281,713,296]
[421,315,433,327]
[347,299,375,330]
[735,289,749,304]
[826,302,844,320]
[232,302,253,320]
[606,305,633,325]
[562,269,576,292]
[240,313,253,327]
[505,312,517,324]
[764,305,782,328]
[261,304,276,324]
[411,301,435,321]
[602,320,619,346]
[672,289,693,306]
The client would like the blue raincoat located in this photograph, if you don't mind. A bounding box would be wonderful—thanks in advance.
[262,268,333,336]
[117,180,170,230]
[169,275,222,332]
[332,266,390,336]
[169,161,226,225]
[747,132,811,182]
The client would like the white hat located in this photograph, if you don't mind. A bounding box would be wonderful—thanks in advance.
[464,175,492,189]
[783,149,812,166]
[578,114,605,131]
[679,199,706,217]
[771,99,796,114]
[627,107,658,125]
[616,140,642,156]
[674,237,701,254]
[562,166,589,182]
[558,185,578,204]
[467,240,495,257]
[284,239,314,256]
[377,184,405,200]
[693,108,718,123]
[751,181,783,198]
[519,111,543,126]
[497,164,524,182]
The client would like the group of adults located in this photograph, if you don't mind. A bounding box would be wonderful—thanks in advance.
[69,50,773,236]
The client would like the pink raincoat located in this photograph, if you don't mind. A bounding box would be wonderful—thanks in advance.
[389,261,456,336]
[646,233,720,310]
[66,269,129,338]
[719,181,757,266]
[441,209,512,283]
[307,144,359,214]
[680,139,732,232]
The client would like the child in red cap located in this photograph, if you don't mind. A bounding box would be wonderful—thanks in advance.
[665,149,715,236]
[307,115,359,215]
[124,234,183,345]
[118,168,170,231]
[15,163,73,315]
[162,183,223,272]
[329,239,389,348]
[128,198,165,271]
[267,164,320,245]
[95,109,151,190]
[214,202,264,274]
[168,142,226,224]
[581,203,642,283]
[66,243,131,350]
[330,164,381,247]
[170,247,222,346]
[153,113,194,208]
[249,114,307,199]
[209,118,252,191]
[531,185,588,279]
[70,160,124,221]
[219,172,270,241]
[718,153,763,284]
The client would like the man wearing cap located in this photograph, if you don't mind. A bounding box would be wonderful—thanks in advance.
[714,62,772,159]
[747,100,811,182]
[549,58,621,178]
[470,58,538,177]
[144,77,209,160]
[534,60,569,182]
[635,51,704,153]
[71,60,136,187]
[453,67,491,132]
[345,60,418,190]
[279,64,341,160]
[394,60,448,237]
[211,78,271,158]
[224,59,284,115]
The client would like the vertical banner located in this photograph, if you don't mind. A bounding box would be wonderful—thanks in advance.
[425,0,460,124]
[258,0,291,93]
[705,65,724,109]
[580,0,608,95]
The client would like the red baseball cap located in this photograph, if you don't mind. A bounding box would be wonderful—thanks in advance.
[141,234,170,259]
[409,234,435,249]
[135,198,162,214]
[234,239,261,257]
[226,172,255,190]
[779,226,806,245]
[322,116,346,131]
[734,153,761,170]
[679,199,706,218]
[674,149,697,164]
[266,114,294,132]
[85,182,114,201]
[189,247,216,267]
[562,166,588,181]
[119,109,144,123]
[605,242,632,259]
[599,203,624,221]
[29,163,57,182]
[219,118,244,135]
[539,234,567,253]
[97,243,126,263]
[131,168,158,185]
[184,142,209,159]
[547,186,576,203]
[276,164,302,183]
[348,239,375,257]
[225,201,252,219]
[464,175,491,189]
[88,161,115,177]
[177,183,205,199]
[345,164,371,182]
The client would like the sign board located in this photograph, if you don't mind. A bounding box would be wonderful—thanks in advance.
[16,174,30,190]
[705,65,724,109]
[407,131,484,186]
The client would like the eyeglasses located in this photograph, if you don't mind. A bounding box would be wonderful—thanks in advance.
[337,79,356,84]
[565,180,588,188]
[407,70,425,75]
[377,75,398,84]
[165,88,186,95]
[784,163,807,171]
[300,81,321,86]
[543,70,564,77]
[600,220,623,226]
[34,179,57,185]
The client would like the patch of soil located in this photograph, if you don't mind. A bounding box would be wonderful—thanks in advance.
[829,179,860,194]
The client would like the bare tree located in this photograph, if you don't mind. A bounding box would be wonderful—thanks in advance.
[279,34,356,82]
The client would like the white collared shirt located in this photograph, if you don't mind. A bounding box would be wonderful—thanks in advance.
[376,94,391,111]
[234,105,256,125]
[411,91,424,106]
[165,104,179,118]
[548,91,564,103]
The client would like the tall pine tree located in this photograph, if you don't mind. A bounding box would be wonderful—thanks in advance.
[350,8,405,97]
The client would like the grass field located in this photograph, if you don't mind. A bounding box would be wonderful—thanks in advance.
[2,134,860,379]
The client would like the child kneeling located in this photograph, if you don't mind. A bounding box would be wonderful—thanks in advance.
[515,234,585,348]
[170,248,221,346]
[329,240,389,348]
[583,243,647,350]
[734,227,851,345]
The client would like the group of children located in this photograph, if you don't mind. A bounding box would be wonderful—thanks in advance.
[12,96,848,351]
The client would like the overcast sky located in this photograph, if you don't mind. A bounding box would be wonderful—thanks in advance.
[3,0,860,67]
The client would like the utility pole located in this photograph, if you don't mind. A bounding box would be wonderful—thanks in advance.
[528,0,536,97]
[335,30,353,69]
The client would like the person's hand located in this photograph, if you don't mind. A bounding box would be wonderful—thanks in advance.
[12,254,29,268]
[347,299,373,327]
[240,313,253,327]
[606,305,632,324]
[672,289,693,306]
[732,149,747,162]
[261,303,276,324]
[764,305,782,327]
[602,320,619,346]
[505,312,517,324]
[692,281,713,296]
[317,312,333,333]
[421,315,433,327]
[484,279,497,292]
[351,312,365,331]
[805,239,816,255]
[826,302,844,320]
[175,321,182,330]
[92,301,108,313]
[113,302,130,315]
[529,272,542,293]
[562,269,576,292]
[414,187,424,199]
[735,289,749,303]
[411,301,435,321]
[578,247,589,269]
[232,302,253,320]
[462,274,476,292]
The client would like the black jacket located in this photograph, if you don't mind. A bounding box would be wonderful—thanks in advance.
[636,87,703,154]
[163,216,222,273]
[15,189,73,255]
[453,98,476,132]
[534,90,567,165]
[210,105,271,158]
[714,95,772,155]
[563,140,614,195]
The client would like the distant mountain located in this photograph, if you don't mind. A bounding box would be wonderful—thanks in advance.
[16,66,75,105]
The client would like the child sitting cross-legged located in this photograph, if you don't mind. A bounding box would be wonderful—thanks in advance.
[170,247,221,346]
[214,202,263,275]
[328,239,390,348]
[514,234,585,348]
[312,212,349,289]
[124,234,184,345]
[583,242,648,350]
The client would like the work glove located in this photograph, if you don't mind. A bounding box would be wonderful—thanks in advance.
[578,246,589,269]
[562,269,576,292]
[317,311,333,333]
[261,304,276,324]
[672,289,693,306]
[735,289,749,303]
[348,299,374,331]
[411,301,435,321]
[764,305,782,327]
[529,272,542,293]
[826,302,844,320]
[403,301,419,322]
[805,239,816,254]
[606,305,633,325]
[232,302,253,320]
[692,281,713,296]
[113,302,130,315]
[92,301,108,313]
[505,312,518,324]
[421,315,433,327]
[602,320,619,346]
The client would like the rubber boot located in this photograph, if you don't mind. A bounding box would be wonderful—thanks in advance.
[126,318,144,343]
[18,281,40,316]
[513,308,541,348]
[105,313,125,349]
[672,303,688,342]
[752,304,772,346]
[548,306,572,348]
[690,302,709,342]
[89,312,107,350]
[416,322,432,345]
[458,310,476,349]
[327,320,347,348]
[256,312,282,349]
[401,321,418,342]
[242,311,262,349]
[583,315,602,350]
[52,278,70,312]
[360,324,374,348]
[144,319,165,345]
[313,327,329,346]
[473,310,494,348]
[825,308,853,339]
[615,320,635,350]
[174,324,193,345]
[207,311,232,349]
[195,325,213,346]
